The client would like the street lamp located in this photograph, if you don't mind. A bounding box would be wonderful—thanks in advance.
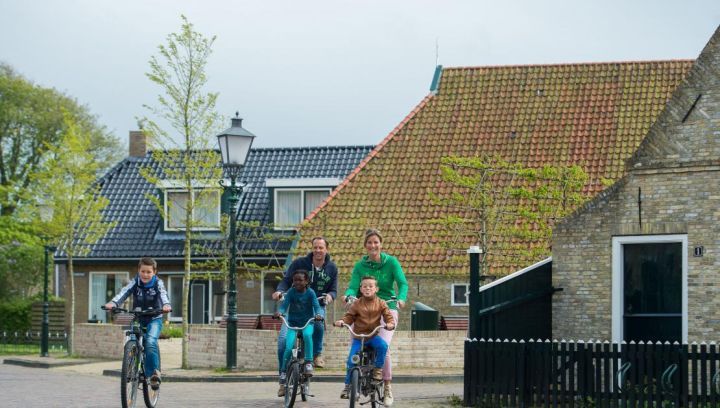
[42,244,57,357]
[217,113,256,370]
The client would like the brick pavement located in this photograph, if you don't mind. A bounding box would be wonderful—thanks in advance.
[0,363,462,407]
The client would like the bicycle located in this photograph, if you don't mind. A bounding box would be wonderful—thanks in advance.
[339,296,397,408]
[275,315,323,408]
[101,305,168,408]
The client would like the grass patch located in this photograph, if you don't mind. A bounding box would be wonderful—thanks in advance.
[160,322,183,339]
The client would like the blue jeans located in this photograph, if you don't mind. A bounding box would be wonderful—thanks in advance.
[280,324,314,371]
[277,307,325,372]
[344,336,388,384]
[142,318,163,378]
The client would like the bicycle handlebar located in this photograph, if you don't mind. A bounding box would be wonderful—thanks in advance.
[101,305,169,317]
[345,296,398,305]
[277,292,329,306]
[274,315,322,331]
[338,322,390,338]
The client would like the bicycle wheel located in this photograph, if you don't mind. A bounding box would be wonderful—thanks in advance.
[142,349,160,408]
[349,368,360,408]
[121,340,140,408]
[284,362,300,408]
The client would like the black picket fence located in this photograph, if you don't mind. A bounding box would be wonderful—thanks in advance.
[0,330,68,354]
[464,338,720,407]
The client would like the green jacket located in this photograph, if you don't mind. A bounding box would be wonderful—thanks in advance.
[345,252,409,310]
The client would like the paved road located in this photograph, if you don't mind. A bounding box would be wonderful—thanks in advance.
[0,364,462,407]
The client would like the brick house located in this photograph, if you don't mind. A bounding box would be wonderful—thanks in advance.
[552,26,720,343]
[298,60,693,320]
[55,125,373,325]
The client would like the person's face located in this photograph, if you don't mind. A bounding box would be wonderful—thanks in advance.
[364,235,382,259]
[360,279,378,298]
[312,239,328,263]
[292,273,308,292]
[138,264,156,284]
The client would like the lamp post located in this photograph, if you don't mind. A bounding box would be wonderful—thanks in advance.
[217,114,256,370]
[41,244,57,357]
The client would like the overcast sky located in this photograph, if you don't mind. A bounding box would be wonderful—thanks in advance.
[1,1,719,149]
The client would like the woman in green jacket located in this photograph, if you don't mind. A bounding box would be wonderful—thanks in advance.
[341,228,408,406]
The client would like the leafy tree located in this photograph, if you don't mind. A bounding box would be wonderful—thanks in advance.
[0,216,43,299]
[34,114,117,354]
[0,63,122,216]
[431,154,589,277]
[139,15,223,368]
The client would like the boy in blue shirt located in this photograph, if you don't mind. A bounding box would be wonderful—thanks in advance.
[104,257,171,390]
[274,269,322,397]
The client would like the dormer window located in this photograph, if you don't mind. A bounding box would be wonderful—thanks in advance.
[267,178,341,230]
[159,181,221,231]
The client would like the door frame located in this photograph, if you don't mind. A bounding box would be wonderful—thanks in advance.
[189,280,210,324]
[611,234,688,343]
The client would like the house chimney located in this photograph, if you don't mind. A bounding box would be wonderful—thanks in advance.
[129,130,147,157]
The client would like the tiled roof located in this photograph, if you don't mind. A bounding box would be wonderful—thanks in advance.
[65,145,374,260]
[300,60,693,276]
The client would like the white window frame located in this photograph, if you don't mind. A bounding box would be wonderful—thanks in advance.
[163,188,222,231]
[261,270,284,314]
[273,188,332,230]
[451,283,470,306]
[88,271,130,321]
[165,273,184,323]
[611,234,688,344]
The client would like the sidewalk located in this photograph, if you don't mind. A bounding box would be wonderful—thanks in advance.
[3,338,463,383]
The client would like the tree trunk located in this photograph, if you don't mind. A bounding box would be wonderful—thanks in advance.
[68,252,75,355]
[181,187,193,369]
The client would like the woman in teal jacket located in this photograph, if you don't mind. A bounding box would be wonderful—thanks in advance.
[341,228,408,406]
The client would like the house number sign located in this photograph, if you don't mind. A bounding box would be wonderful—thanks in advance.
[694,246,704,257]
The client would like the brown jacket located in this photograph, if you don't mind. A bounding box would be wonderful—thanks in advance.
[341,296,394,337]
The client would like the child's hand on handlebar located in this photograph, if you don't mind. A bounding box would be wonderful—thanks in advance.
[273,312,282,318]
[314,314,323,321]
[103,303,115,310]
[162,304,172,313]
[333,320,345,328]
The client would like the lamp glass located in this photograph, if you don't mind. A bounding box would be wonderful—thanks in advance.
[217,134,254,167]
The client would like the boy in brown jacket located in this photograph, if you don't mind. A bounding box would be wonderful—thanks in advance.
[334,275,395,399]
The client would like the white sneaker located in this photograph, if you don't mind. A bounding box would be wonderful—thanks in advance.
[384,382,393,406]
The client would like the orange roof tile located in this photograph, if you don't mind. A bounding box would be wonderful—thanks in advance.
[301,60,693,277]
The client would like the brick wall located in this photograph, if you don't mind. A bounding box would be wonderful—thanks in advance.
[187,326,466,370]
[552,30,720,343]
[74,323,126,358]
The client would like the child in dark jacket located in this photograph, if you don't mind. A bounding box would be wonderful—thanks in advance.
[104,257,171,390]
[274,269,322,397]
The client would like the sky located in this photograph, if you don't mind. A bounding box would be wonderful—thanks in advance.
[1,1,719,150]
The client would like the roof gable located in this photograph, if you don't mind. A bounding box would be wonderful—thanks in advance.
[300,60,692,276]
[630,25,720,169]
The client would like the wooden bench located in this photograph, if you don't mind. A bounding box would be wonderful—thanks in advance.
[218,314,260,329]
[440,315,469,331]
[258,314,283,331]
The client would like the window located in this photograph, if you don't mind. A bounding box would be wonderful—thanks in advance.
[168,275,183,322]
[451,284,469,306]
[262,272,283,314]
[273,188,331,229]
[90,272,130,322]
[164,189,221,231]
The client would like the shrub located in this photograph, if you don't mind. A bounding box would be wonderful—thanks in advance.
[0,297,36,332]
[160,322,183,339]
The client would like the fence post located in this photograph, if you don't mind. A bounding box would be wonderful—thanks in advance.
[467,246,481,340]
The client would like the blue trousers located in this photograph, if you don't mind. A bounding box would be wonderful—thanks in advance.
[344,336,388,384]
[277,306,325,372]
[280,324,314,371]
[141,318,163,378]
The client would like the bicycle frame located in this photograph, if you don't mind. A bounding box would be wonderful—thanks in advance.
[276,315,321,408]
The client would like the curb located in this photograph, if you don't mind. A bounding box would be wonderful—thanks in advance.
[3,358,97,369]
[102,369,463,384]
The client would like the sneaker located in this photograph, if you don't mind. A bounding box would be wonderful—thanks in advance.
[304,361,314,376]
[149,370,161,391]
[372,368,383,381]
[279,372,287,384]
[277,384,286,397]
[340,384,350,399]
[313,353,326,368]
[384,382,394,406]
